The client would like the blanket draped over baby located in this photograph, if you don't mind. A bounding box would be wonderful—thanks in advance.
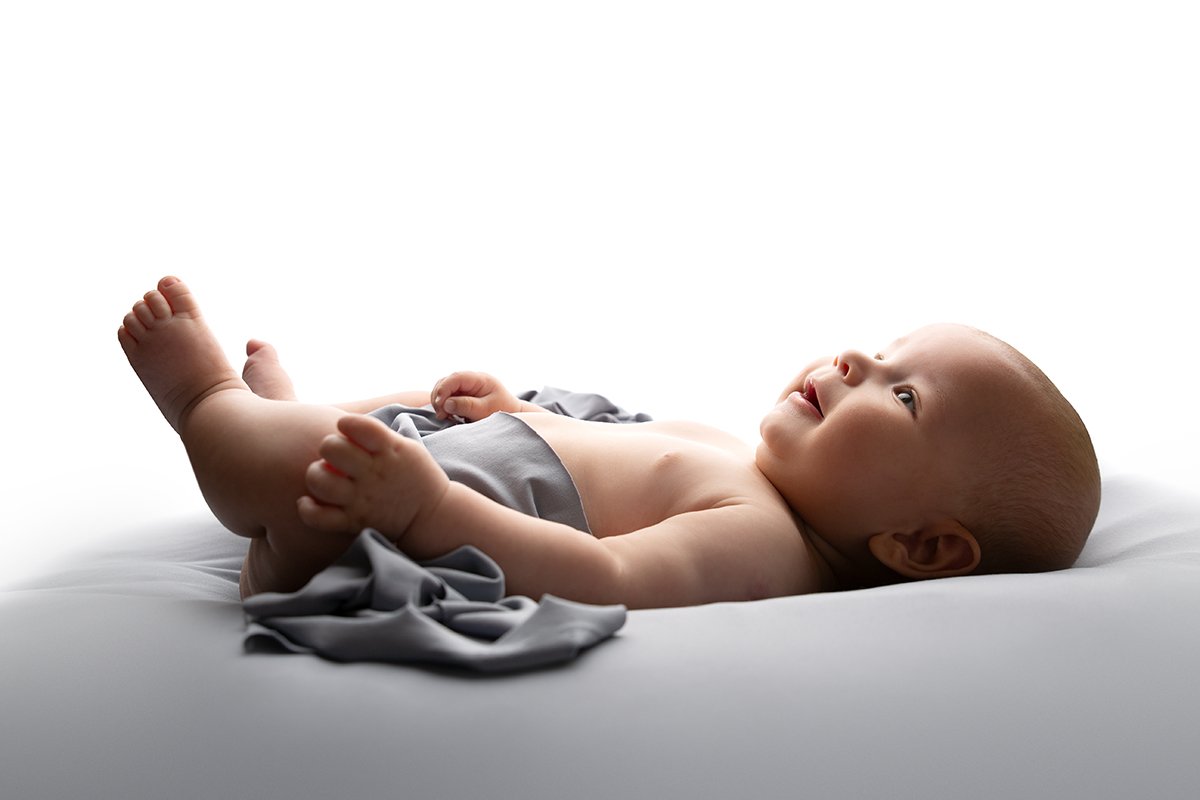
[242,388,649,672]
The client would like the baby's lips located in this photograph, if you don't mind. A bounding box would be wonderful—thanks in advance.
[803,377,824,419]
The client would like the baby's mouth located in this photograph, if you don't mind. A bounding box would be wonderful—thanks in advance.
[802,378,823,418]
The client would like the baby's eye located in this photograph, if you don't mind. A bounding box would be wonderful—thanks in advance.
[895,388,917,413]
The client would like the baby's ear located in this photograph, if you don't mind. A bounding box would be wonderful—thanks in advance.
[868,520,981,580]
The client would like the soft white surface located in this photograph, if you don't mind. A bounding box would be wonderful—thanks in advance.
[3,473,1199,800]
[3,1,1199,586]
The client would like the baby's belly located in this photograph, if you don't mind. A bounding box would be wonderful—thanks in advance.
[514,412,758,538]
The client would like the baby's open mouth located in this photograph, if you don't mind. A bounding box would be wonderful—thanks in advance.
[802,378,823,418]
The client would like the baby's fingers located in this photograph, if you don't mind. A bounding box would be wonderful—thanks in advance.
[432,371,490,419]
[297,494,354,532]
[441,393,495,422]
[318,432,371,477]
[304,459,356,506]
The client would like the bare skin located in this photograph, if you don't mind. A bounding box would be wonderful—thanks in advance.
[119,278,364,598]
[242,339,299,401]
[119,277,828,606]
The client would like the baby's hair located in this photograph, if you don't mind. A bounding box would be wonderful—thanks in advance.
[960,330,1101,575]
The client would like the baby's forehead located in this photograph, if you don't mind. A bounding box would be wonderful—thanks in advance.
[898,326,1032,414]
[894,325,1015,369]
[890,322,987,351]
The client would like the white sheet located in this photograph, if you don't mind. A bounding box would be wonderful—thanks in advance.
[3,471,1198,800]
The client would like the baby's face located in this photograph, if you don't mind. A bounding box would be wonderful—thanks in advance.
[757,324,1018,550]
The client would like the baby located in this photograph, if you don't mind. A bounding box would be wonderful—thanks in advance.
[119,277,1101,608]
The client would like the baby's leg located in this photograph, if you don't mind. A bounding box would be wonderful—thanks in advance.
[119,278,361,598]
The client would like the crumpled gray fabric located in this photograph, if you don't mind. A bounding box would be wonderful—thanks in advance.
[516,386,653,425]
[244,529,626,672]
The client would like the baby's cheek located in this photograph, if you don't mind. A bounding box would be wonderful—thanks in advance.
[835,411,908,468]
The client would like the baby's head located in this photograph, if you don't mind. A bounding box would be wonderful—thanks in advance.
[756,323,1100,588]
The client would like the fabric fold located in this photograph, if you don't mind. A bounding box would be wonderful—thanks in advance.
[244,529,626,673]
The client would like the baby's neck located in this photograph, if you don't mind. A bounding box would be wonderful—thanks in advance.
[794,516,843,592]
[803,523,910,590]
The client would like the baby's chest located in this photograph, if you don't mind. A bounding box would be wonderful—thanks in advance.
[520,415,763,536]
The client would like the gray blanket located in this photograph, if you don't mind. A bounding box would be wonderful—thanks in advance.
[243,530,626,672]
[242,388,647,672]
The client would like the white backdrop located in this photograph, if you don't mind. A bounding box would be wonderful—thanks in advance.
[2,1,1197,586]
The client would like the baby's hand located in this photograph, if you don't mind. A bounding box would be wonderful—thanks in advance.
[298,414,450,540]
[431,370,523,421]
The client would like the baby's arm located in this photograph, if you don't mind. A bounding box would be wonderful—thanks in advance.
[404,486,803,607]
[407,483,802,607]
[334,390,433,414]
[300,415,810,607]
[430,371,547,421]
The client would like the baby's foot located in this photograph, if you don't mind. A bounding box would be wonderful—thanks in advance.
[243,339,298,401]
[298,414,450,541]
[118,276,247,432]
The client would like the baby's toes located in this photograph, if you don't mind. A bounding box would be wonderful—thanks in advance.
[157,275,201,316]
[143,290,172,320]
[122,310,147,340]
[132,299,156,327]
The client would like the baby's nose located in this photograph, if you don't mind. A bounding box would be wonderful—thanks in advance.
[833,350,871,385]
